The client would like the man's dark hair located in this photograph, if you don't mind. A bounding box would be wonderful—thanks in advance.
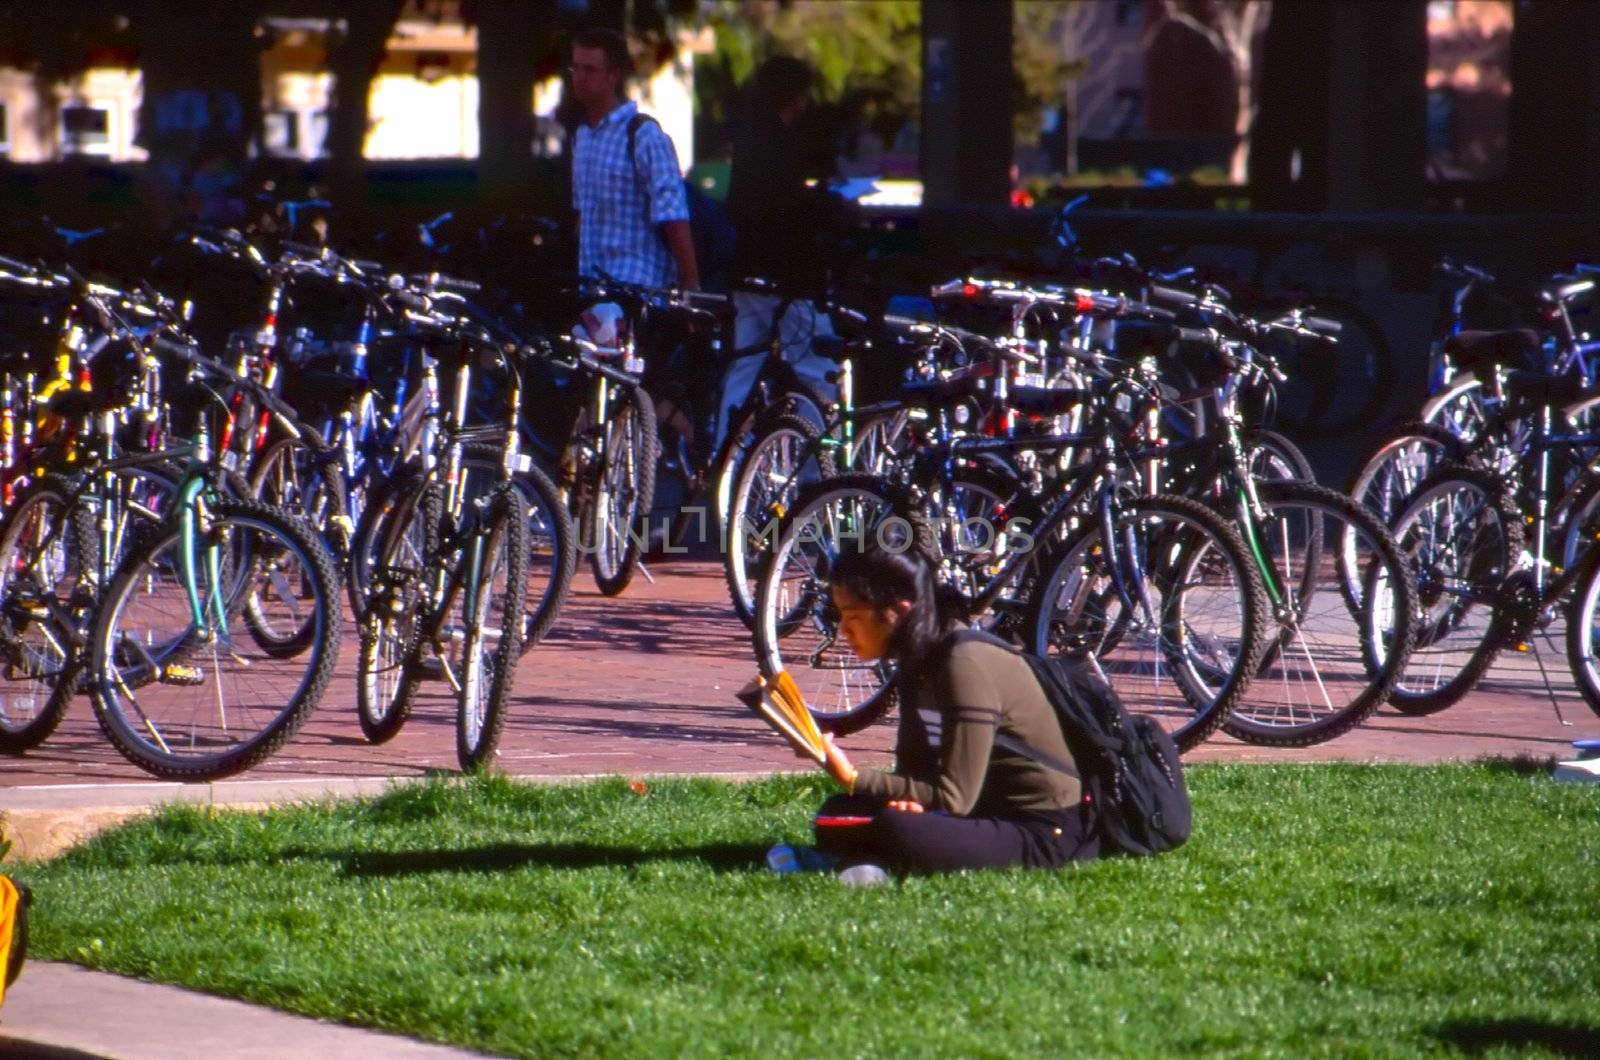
[752,55,813,112]
[573,27,633,79]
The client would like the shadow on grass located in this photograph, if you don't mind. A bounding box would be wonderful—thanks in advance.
[1432,1019,1600,1056]
[0,1040,113,1059]
[341,841,770,877]
[1472,753,1559,777]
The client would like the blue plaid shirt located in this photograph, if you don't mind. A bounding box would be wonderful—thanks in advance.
[572,100,690,287]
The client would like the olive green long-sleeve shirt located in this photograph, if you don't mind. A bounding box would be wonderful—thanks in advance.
[853,639,1082,816]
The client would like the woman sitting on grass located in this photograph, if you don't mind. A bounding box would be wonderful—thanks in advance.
[776,542,1099,883]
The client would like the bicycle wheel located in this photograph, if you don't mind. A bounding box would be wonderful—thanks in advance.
[246,438,350,658]
[460,445,575,652]
[848,409,915,474]
[753,474,903,734]
[1563,551,1600,719]
[1247,429,1314,484]
[347,466,432,620]
[250,437,351,559]
[0,481,89,754]
[354,478,440,744]
[1420,376,1491,442]
[589,382,658,596]
[1347,421,1468,525]
[456,484,529,770]
[87,496,340,779]
[1388,463,1523,715]
[1223,482,1418,746]
[1556,469,1600,572]
[1024,494,1269,752]
[723,412,835,630]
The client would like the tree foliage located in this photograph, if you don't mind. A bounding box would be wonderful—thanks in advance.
[1012,1,1088,146]
[695,0,921,154]
[695,0,1090,161]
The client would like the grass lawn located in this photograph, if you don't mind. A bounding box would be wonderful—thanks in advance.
[10,764,1600,1057]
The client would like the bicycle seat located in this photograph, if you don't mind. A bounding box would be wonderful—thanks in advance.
[44,388,121,418]
[295,367,369,397]
[897,374,981,408]
[1442,329,1542,375]
[1010,385,1089,417]
[1502,368,1585,408]
[810,334,866,364]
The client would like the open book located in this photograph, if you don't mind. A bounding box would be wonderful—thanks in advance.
[736,671,827,764]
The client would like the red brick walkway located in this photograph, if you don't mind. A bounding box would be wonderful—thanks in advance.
[3,561,1593,790]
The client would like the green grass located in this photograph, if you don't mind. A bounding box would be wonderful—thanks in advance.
[11,765,1600,1057]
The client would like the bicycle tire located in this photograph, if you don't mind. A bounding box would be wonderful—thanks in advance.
[1223,481,1418,746]
[245,437,351,658]
[347,466,434,621]
[1563,550,1600,720]
[457,484,529,770]
[1388,462,1524,715]
[752,473,907,735]
[355,479,441,744]
[1248,429,1314,484]
[1346,420,1468,525]
[87,496,341,779]
[459,445,575,652]
[723,411,836,630]
[590,382,658,596]
[1024,493,1270,753]
[0,480,89,754]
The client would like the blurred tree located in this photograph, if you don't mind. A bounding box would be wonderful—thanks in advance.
[319,0,405,215]
[695,0,921,160]
[695,1,1078,169]
[1144,0,1271,183]
[1011,1,1087,153]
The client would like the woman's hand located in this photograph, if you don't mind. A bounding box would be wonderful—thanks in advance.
[887,799,924,813]
[821,733,858,791]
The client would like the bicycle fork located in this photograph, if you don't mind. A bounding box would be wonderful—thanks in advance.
[177,477,228,640]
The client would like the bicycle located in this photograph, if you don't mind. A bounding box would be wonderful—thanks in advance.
[352,277,531,770]
[753,295,1271,750]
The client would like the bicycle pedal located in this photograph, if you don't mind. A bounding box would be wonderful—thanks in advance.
[416,656,446,681]
[161,662,205,686]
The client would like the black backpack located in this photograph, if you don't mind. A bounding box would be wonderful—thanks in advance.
[949,631,1192,857]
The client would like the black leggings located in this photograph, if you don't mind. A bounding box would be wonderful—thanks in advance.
[813,794,1100,876]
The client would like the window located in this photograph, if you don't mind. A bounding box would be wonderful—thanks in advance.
[1425,0,1512,181]
[262,110,300,155]
[60,104,112,154]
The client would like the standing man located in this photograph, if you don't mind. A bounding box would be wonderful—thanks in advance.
[569,27,699,291]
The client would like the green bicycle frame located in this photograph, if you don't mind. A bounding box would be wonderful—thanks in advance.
[177,476,229,636]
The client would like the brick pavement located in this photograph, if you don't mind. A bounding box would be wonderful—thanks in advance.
[1,560,1593,791]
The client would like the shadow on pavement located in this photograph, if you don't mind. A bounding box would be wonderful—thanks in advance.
[1431,1018,1600,1056]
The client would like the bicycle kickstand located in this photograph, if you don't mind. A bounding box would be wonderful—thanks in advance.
[1528,632,1573,726]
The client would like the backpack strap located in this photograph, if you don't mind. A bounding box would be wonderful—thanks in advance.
[625,112,660,196]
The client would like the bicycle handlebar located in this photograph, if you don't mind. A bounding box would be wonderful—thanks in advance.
[150,334,302,437]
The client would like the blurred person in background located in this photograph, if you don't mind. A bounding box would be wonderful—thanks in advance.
[717,55,845,448]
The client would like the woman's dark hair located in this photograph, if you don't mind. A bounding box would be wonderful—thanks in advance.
[829,540,958,681]
[573,27,633,79]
